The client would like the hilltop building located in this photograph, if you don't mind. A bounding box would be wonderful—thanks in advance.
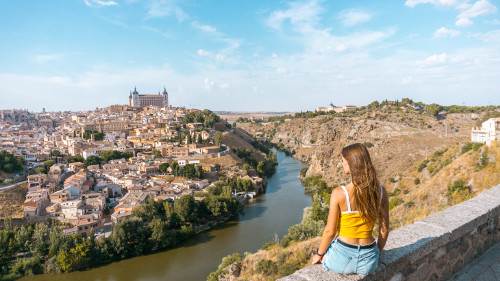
[129,87,168,108]
[471,117,500,146]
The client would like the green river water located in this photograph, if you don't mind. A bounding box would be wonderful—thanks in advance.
[20,151,312,281]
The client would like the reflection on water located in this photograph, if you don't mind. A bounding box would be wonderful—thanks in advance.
[21,151,312,281]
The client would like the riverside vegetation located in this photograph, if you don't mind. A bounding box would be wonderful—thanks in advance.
[210,100,500,280]
[0,130,279,281]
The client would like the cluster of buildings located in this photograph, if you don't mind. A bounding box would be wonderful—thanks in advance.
[315,103,358,113]
[0,89,265,237]
[471,117,500,146]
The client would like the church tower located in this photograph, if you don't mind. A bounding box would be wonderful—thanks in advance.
[162,87,169,108]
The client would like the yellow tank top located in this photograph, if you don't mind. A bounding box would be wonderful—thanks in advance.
[337,185,379,239]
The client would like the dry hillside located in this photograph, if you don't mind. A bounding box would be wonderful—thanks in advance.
[0,183,28,219]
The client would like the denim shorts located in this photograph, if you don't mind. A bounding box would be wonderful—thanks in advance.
[322,239,380,276]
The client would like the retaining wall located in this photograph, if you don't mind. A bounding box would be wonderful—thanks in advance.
[279,184,500,281]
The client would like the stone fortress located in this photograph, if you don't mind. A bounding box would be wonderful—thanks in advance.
[129,87,169,108]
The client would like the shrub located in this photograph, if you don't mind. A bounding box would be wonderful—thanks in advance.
[389,198,403,210]
[404,201,415,208]
[299,167,308,177]
[414,178,421,185]
[363,142,373,148]
[256,259,277,276]
[417,163,427,172]
[278,259,304,277]
[261,241,276,251]
[461,142,473,154]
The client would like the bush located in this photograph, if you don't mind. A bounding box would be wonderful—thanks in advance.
[278,259,303,278]
[388,177,395,183]
[461,143,473,154]
[256,259,277,276]
[299,167,308,177]
[388,188,400,197]
[389,198,403,210]
[261,241,276,251]
[414,178,420,185]
[404,201,415,208]
[363,142,373,148]
[446,179,471,204]
[417,162,427,172]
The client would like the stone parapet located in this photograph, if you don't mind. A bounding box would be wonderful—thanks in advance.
[278,184,500,281]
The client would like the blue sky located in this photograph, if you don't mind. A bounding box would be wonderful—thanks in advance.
[0,0,499,112]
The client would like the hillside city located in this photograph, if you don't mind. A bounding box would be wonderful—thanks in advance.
[0,89,269,239]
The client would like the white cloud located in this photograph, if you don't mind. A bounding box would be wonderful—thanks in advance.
[405,0,497,27]
[147,0,189,22]
[434,27,461,38]
[401,76,413,84]
[456,17,474,26]
[84,0,118,7]
[197,49,212,57]
[266,0,322,31]
[219,83,230,89]
[32,54,62,63]
[422,53,448,64]
[266,1,394,55]
[191,21,217,33]
[456,0,497,26]
[338,9,372,27]
[405,0,462,8]
[472,29,500,42]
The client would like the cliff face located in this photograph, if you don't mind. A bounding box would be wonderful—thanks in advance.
[240,112,475,187]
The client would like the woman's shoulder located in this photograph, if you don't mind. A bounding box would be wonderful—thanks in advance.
[330,186,345,198]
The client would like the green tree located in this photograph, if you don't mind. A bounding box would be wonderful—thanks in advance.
[174,195,196,223]
[195,164,204,179]
[84,156,103,167]
[197,134,203,144]
[49,150,62,157]
[43,160,55,174]
[170,161,179,176]
[213,132,223,146]
[67,155,84,163]
[149,218,177,250]
[110,217,151,259]
[159,162,170,174]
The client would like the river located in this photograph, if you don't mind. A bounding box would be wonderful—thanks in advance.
[21,151,311,281]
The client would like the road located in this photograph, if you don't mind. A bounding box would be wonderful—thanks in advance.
[0,179,27,193]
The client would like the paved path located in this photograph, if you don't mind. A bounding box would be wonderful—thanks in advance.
[0,179,27,193]
[448,242,500,281]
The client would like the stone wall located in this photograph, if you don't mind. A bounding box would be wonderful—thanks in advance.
[279,184,500,281]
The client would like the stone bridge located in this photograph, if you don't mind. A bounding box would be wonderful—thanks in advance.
[279,184,500,281]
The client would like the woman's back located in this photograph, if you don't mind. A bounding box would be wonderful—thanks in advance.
[337,184,382,245]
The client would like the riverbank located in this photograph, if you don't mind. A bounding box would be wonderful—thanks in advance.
[19,150,311,281]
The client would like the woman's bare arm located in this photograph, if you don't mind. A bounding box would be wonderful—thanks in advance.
[377,186,390,253]
[312,187,341,264]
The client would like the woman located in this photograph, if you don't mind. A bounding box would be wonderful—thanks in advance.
[311,143,389,276]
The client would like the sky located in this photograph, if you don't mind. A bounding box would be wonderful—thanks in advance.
[0,0,499,112]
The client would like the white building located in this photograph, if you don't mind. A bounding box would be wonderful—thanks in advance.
[471,117,500,146]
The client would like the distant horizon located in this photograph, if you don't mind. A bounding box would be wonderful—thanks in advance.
[1,1,499,111]
[1,97,498,114]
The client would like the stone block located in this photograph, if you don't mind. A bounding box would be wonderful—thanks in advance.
[381,222,448,265]
[461,191,500,217]
[419,203,489,242]
[277,264,364,281]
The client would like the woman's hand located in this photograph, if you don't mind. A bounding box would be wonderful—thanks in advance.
[311,253,323,265]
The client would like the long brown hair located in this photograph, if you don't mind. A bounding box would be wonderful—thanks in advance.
[342,143,381,225]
